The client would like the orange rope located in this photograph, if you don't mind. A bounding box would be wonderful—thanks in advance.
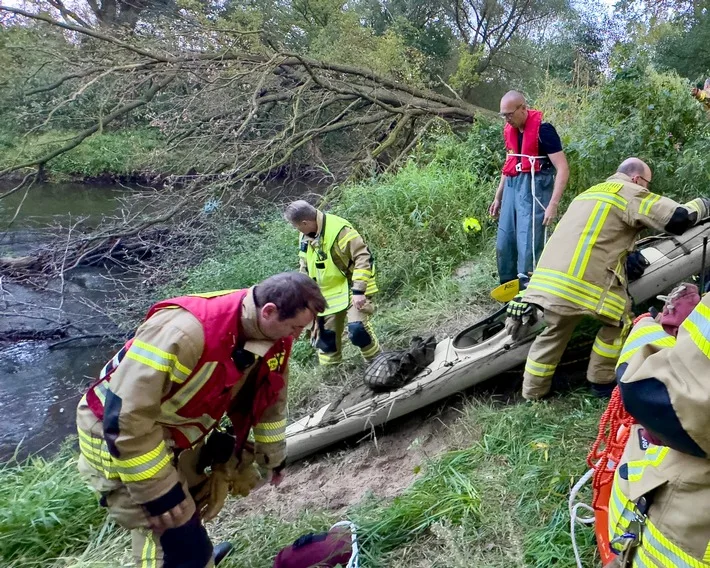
[587,386,636,509]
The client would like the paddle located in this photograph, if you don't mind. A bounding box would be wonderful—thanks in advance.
[490,279,519,303]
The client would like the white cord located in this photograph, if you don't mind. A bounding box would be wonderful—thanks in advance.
[569,467,596,568]
[507,153,549,270]
[330,521,360,568]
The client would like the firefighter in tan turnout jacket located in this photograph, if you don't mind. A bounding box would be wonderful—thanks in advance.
[505,157,709,400]
[604,289,710,567]
[285,200,380,366]
[75,273,326,568]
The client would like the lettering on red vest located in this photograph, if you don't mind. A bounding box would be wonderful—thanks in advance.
[85,290,292,450]
[501,109,543,177]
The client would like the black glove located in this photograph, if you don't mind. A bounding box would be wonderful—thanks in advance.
[625,250,650,282]
[505,294,534,341]
[506,295,531,319]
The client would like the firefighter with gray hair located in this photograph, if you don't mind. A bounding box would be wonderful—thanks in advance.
[284,200,380,366]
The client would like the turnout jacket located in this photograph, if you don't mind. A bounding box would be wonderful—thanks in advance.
[607,296,710,566]
[76,288,290,511]
[524,173,703,325]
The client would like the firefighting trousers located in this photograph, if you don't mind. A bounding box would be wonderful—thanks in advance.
[317,300,380,365]
[78,446,214,568]
[522,310,628,400]
[496,170,554,285]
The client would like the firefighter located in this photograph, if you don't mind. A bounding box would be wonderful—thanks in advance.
[604,288,710,567]
[490,90,570,286]
[284,200,380,366]
[75,272,326,568]
[505,157,709,400]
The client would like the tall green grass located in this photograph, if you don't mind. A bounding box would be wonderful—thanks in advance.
[0,442,122,567]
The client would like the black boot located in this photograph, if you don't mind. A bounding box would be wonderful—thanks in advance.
[213,542,234,566]
[590,382,615,399]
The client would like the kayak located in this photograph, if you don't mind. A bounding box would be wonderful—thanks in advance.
[286,220,710,463]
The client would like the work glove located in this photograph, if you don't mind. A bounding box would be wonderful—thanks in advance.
[504,294,534,341]
[657,282,700,337]
[685,197,710,222]
[195,447,267,522]
[625,250,650,282]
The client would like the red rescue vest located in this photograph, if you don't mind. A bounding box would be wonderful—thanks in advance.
[85,290,292,450]
[501,109,543,177]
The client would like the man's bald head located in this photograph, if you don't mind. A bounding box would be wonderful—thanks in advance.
[617,158,652,189]
[499,91,528,128]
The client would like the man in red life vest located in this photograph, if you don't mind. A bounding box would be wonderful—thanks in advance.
[489,91,570,286]
[75,272,326,568]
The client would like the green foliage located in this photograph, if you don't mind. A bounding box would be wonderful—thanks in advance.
[538,66,710,202]
[0,129,165,178]
[0,442,116,566]
[655,14,710,80]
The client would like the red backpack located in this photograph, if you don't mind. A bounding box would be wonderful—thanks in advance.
[273,522,359,568]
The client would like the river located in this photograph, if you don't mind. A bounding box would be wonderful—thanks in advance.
[0,182,134,461]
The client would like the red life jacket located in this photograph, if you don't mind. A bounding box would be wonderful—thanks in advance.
[501,109,543,177]
[85,290,292,450]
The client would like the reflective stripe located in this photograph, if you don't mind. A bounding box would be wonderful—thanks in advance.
[352,268,372,281]
[626,446,670,482]
[574,192,628,210]
[94,381,109,406]
[253,420,287,444]
[528,268,626,321]
[585,181,624,194]
[703,542,710,563]
[322,290,350,314]
[365,280,379,295]
[112,440,172,483]
[361,340,380,359]
[593,335,623,359]
[338,230,359,249]
[161,362,217,414]
[77,428,120,480]
[141,530,157,568]
[640,194,661,217]
[570,201,612,278]
[618,326,676,366]
[525,358,556,377]
[682,302,710,359]
[686,200,702,214]
[318,352,343,365]
[126,339,192,384]
[99,345,128,380]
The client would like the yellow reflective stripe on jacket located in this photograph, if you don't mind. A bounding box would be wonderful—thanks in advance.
[617,324,676,367]
[126,339,193,384]
[141,532,158,568]
[528,268,626,321]
[78,428,120,480]
[686,199,702,215]
[111,440,172,482]
[338,229,359,250]
[703,542,710,563]
[352,268,372,282]
[365,280,379,295]
[640,194,661,217]
[94,381,109,406]
[253,419,287,443]
[575,192,628,210]
[593,335,623,359]
[626,446,670,482]
[525,358,556,377]
[681,301,710,360]
[609,465,710,568]
[586,181,624,194]
[569,201,613,278]
[161,362,218,414]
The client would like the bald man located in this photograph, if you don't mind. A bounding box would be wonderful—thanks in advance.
[505,157,709,400]
[491,91,570,285]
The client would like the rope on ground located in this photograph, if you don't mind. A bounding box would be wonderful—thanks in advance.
[330,521,360,568]
[569,467,596,568]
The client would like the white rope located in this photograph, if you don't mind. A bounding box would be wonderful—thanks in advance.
[569,467,596,568]
[507,153,549,270]
[330,521,360,568]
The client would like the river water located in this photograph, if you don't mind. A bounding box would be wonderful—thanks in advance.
[0,182,134,461]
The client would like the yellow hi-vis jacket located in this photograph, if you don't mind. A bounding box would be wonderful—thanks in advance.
[299,211,377,316]
[524,173,700,325]
[607,296,710,566]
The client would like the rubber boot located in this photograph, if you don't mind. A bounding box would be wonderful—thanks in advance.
[213,542,234,565]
